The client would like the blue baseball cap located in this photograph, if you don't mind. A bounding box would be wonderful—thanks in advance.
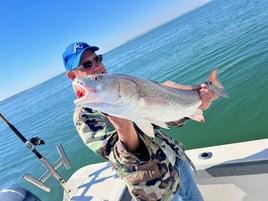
[62,42,99,71]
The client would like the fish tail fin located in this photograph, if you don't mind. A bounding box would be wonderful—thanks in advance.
[206,69,229,98]
[189,109,205,123]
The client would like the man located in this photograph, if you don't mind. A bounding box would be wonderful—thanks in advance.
[63,42,216,200]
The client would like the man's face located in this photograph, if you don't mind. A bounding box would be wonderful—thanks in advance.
[72,49,107,78]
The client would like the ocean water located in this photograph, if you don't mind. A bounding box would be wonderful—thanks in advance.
[1,0,268,200]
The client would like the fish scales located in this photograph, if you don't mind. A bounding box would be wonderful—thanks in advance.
[128,76,201,108]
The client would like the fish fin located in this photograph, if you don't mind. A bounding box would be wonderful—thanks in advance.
[135,120,155,137]
[166,118,189,128]
[189,109,205,123]
[147,117,169,129]
[162,80,200,90]
[206,69,229,98]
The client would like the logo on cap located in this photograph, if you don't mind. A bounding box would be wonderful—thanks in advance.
[73,43,83,53]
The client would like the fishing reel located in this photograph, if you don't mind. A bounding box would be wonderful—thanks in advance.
[30,137,45,146]
[25,137,45,151]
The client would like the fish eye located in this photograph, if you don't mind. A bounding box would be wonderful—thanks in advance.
[92,75,103,81]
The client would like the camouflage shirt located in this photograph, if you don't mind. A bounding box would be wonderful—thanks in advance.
[73,106,193,201]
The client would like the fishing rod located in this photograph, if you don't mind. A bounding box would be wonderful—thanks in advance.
[0,113,71,193]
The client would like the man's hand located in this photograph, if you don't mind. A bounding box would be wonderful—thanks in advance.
[198,83,218,110]
[107,115,139,152]
[107,115,133,133]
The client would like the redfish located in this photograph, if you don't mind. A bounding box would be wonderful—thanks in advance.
[72,69,228,137]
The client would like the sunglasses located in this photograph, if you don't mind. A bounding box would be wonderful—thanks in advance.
[74,55,103,70]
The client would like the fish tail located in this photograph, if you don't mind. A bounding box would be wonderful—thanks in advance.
[206,69,229,98]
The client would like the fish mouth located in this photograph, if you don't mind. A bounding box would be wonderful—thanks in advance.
[72,78,96,104]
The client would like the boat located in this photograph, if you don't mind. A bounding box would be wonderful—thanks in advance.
[62,138,268,201]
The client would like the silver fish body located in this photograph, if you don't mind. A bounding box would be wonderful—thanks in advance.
[73,70,228,137]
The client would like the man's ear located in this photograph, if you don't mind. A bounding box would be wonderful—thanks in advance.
[66,71,76,80]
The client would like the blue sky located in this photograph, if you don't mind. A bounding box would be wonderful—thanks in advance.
[0,0,210,101]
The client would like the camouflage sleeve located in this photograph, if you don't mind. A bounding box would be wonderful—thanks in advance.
[73,106,116,156]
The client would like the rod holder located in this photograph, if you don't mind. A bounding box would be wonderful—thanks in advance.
[24,174,51,192]
[24,144,71,193]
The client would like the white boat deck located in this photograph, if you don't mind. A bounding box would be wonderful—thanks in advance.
[63,138,268,201]
[187,139,268,201]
